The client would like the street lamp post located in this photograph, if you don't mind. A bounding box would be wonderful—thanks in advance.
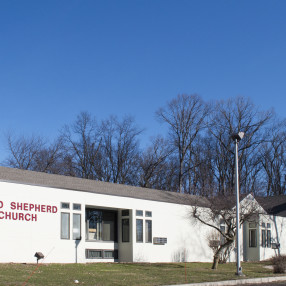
[231,132,244,276]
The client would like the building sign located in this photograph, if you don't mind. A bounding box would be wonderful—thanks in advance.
[0,200,58,222]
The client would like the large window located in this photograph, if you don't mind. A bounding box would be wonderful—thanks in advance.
[145,220,152,243]
[136,219,143,242]
[86,209,117,241]
[61,213,70,239]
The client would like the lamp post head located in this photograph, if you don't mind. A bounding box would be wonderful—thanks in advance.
[231,132,245,142]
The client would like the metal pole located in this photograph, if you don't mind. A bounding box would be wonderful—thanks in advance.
[235,138,243,276]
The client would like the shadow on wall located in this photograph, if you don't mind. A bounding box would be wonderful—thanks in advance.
[134,252,147,262]
[172,247,189,262]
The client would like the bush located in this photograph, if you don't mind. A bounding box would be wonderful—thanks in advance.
[271,255,286,273]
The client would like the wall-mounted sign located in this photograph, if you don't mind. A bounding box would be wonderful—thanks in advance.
[0,200,58,222]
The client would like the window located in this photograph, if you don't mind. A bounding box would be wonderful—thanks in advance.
[145,211,152,217]
[122,219,130,242]
[145,220,152,243]
[267,230,271,248]
[249,229,257,247]
[262,224,271,248]
[136,210,143,216]
[73,214,81,240]
[104,250,118,259]
[136,219,143,242]
[86,249,118,259]
[61,213,70,239]
[122,209,129,217]
[86,249,102,259]
[61,202,70,209]
[73,204,81,211]
[86,209,117,241]
[261,229,266,247]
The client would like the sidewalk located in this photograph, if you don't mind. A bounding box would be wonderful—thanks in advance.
[166,275,286,286]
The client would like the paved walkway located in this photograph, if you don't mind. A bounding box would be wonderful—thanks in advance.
[166,276,286,286]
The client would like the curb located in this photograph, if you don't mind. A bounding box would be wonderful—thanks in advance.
[166,275,286,286]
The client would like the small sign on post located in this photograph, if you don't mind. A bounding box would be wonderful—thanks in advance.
[34,252,44,264]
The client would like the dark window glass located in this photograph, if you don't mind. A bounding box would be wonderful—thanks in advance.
[61,202,70,209]
[86,250,102,259]
[136,210,143,216]
[261,229,266,248]
[145,220,152,243]
[121,209,129,217]
[73,204,81,211]
[122,219,130,242]
[267,230,271,248]
[145,211,152,217]
[249,229,257,247]
[86,209,117,242]
[136,219,143,242]
[104,250,114,258]
[86,249,118,259]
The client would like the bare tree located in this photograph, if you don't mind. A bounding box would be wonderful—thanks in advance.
[186,136,216,196]
[139,136,175,189]
[260,119,286,196]
[99,115,142,185]
[5,133,46,170]
[192,194,261,270]
[32,138,64,173]
[4,133,63,174]
[207,97,273,196]
[60,112,102,179]
[156,94,208,193]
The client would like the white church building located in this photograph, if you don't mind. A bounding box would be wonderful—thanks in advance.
[0,166,285,264]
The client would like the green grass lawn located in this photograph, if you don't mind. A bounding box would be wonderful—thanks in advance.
[0,261,282,286]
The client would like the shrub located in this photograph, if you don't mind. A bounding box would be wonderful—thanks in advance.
[271,255,286,274]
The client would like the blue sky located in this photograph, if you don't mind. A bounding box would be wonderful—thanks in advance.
[0,0,285,161]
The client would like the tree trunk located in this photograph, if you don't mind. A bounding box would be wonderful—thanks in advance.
[212,255,219,270]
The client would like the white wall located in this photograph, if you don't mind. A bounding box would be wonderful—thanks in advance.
[0,181,214,263]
